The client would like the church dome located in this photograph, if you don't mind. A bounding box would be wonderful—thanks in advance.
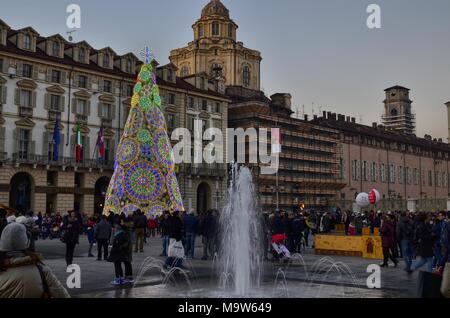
[201,0,230,18]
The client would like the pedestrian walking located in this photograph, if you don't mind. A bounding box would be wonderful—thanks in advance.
[133,210,147,253]
[95,215,112,261]
[396,211,415,273]
[411,214,436,273]
[108,216,134,285]
[183,210,198,259]
[62,211,80,266]
[380,214,399,268]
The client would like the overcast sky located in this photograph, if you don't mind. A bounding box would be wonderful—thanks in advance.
[2,0,450,139]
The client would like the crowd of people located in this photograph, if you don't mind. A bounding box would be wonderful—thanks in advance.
[1,205,449,297]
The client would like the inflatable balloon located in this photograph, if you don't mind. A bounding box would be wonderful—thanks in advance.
[368,189,381,204]
[356,192,370,208]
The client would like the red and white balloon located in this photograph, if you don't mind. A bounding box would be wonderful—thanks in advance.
[368,189,381,205]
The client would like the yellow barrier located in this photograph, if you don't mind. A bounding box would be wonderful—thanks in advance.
[315,234,383,260]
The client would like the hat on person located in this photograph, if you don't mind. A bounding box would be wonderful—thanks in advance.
[0,222,28,252]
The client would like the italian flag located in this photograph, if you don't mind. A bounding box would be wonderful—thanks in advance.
[76,122,82,162]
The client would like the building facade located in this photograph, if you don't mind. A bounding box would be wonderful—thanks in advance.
[227,87,345,213]
[313,107,450,212]
[169,0,262,91]
[0,19,229,215]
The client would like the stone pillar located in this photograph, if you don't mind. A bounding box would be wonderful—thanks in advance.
[34,193,46,214]
[56,171,74,213]
[0,191,9,207]
[55,194,74,213]
[82,194,95,216]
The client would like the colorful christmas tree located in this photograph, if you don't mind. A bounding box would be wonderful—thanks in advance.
[103,47,184,217]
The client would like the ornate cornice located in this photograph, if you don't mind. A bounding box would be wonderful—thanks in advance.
[73,90,91,99]
[103,128,115,138]
[15,117,36,128]
[46,85,65,95]
[98,94,116,103]
[72,124,90,134]
[16,79,37,90]
[199,111,210,120]
[45,121,64,131]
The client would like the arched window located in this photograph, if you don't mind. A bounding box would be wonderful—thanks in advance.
[390,108,398,117]
[212,22,220,37]
[243,66,251,88]
[198,24,204,38]
[181,66,190,77]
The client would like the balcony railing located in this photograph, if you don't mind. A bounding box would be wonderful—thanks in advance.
[19,107,33,117]
[10,153,114,169]
[184,163,227,177]
[75,114,88,123]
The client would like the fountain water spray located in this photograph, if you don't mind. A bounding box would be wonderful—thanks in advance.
[219,164,263,296]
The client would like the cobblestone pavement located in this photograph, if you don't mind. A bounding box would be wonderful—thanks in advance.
[35,235,420,298]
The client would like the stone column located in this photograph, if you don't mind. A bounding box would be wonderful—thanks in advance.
[82,194,94,216]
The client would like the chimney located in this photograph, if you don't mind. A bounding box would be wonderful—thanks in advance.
[372,122,377,128]
[351,117,356,123]
[304,114,309,121]
[346,116,351,122]
[338,114,345,121]
[313,115,318,120]
[438,138,443,143]
[323,111,327,118]
[327,111,332,119]
[331,113,337,120]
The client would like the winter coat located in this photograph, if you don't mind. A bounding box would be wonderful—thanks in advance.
[62,217,80,245]
[291,217,305,235]
[147,218,158,229]
[160,218,170,236]
[133,214,147,229]
[380,220,395,248]
[271,216,286,235]
[168,216,183,241]
[183,214,198,234]
[0,252,70,298]
[94,220,112,240]
[415,222,435,258]
[201,215,217,238]
[108,228,132,263]
[396,216,414,242]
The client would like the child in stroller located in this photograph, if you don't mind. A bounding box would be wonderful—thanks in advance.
[271,234,291,262]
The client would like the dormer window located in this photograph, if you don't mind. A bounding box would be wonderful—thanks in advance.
[200,77,206,90]
[167,69,174,82]
[23,34,32,50]
[103,80,112,93]
[52,42,60,57]
[79,47,86,63]
[125,60,132,73]
[212,22,220,37]
[103,54,110,68]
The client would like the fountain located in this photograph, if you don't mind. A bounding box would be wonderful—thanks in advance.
[218,164,263,296]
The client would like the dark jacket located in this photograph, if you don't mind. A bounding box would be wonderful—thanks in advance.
[133,214,147,229]
[415,222,435,258]
[396,216,414,242]
[63,217,80,245]
[108,227,132,263]
[183,214,198,234]
[271,216,286,235]
[291,217,305,235]
[0,218,7,237]
[160,217,170,236]
[94,219,112,240]
[201,215,217,238]
[168,215,183,241]
[380,220,395,248]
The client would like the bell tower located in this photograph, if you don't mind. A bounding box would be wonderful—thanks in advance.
[382,86,416,135]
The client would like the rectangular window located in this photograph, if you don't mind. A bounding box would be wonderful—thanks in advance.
[212,23,220,36]
[79,48,86,63]
[362,161,368,181]
[428,171,433,186]
[126,85,133,97]
[22,64,33,78]
[77,99,87,115]
[398,166,403,184]
[52,42,60,57]
[187,115,195,132]
[23,35,32,50]
[19,129,30,159]
[436,172,441,187]
[51,70,61,83]
[101,103,112,119]
[168,93,176,105]
[0,59,3,72]
[50,95,60,111]
[103,80,112,93]
[78,75,87,88]
[188,97,195,109]
[125,60,132,73]
[351,160,358,181]
[214,102,221,113]
[103,54,110,68]
[228,24,233,37]
[381,164,386,183]
[20,90,32,107]
[202,100,208,111]
[167,114,176,131]
[389,164,396,183]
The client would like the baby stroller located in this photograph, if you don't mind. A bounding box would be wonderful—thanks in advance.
[271,234,291,262]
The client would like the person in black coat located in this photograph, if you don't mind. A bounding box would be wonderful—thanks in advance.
[0,208,7,237]
[108,216,133,285]
[164,211,185,269]
[201,210,216,260]
[62,211,80,266]
[411,214,436,273]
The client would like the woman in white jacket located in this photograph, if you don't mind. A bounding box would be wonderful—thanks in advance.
[0,222,70,298]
